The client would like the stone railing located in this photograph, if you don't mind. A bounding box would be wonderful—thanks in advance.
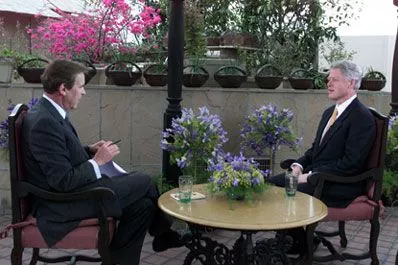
[0,83,391,211]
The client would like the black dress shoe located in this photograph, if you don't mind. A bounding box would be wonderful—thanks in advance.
[152,230,186,252]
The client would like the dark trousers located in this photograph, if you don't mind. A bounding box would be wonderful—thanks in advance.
[107,172,171,265]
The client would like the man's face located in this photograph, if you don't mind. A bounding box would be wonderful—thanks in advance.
[327,68,355,104]
[62,73,86,110]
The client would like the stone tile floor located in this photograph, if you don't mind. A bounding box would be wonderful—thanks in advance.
[0,207,397,265]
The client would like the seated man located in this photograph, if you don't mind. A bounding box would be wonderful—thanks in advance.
[22,59,182,265]
[268,60,376,255]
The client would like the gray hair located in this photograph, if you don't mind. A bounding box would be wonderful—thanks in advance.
[330,60,363,90]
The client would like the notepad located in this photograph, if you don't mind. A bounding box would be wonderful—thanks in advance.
[170,192,206,201]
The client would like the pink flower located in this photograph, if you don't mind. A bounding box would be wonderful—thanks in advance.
[29,0,162,63]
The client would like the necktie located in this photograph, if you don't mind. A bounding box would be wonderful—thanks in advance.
[321,108,338,142]
[65,116,78,136]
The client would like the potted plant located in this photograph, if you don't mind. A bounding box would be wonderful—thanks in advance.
[142,45,168,87]
[182,0,209,87]
[183,58,209,88]
[360,69,386,91]
[17,58,49,84]
[213,65,247,88]
[105,61,142,86]
[288,68,314,90]
[208,152,269,203]
[254,64,283,89]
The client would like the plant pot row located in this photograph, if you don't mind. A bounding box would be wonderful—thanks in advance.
[13,59,387,91]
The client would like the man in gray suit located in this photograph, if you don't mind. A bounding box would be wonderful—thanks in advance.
[269,60,376,255]
[22,59,182,265]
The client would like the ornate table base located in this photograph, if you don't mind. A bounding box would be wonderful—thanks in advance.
[183,226,293,265]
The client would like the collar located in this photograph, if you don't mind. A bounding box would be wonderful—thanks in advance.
[42,94,67,119]
[335,94,357,118]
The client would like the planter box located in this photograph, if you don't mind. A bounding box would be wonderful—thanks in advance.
[0,57,15,83]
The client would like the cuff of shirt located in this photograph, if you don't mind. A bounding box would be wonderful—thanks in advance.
[291,162,303,171]
[89,159,102,179]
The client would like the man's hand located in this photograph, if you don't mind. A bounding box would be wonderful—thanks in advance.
[88,140,106,155]
[93,141,120,165]
[298,173,310,184]
[290,164,303,176]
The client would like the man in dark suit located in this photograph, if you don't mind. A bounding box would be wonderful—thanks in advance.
[269,60,376,255]
[22,59,182,265]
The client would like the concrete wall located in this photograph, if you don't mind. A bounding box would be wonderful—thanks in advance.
[0,84,391,211]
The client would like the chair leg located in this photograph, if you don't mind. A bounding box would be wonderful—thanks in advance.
[29,248,39,265]
[338,221,347,248]
[369,219,380,265]
[11,247,23,265]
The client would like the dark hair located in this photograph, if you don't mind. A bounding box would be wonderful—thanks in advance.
[41,59,88,94]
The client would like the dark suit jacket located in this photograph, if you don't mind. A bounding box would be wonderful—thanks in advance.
[22,98,122,246]
[296,98,376,207]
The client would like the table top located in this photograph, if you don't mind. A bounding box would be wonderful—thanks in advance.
[158,184,328,231]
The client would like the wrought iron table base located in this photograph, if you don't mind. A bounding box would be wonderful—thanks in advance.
[183,225,294,265]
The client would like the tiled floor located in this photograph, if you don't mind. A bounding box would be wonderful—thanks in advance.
[0,207,397,265]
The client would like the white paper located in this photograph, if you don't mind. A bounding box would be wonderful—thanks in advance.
[99,161,127,177]
[170,192,206,201]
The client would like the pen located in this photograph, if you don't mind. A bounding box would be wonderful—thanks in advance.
[111,139,121,145]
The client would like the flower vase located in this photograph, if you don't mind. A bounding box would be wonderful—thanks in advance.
[227,190,245,201]
[270,149,276,175]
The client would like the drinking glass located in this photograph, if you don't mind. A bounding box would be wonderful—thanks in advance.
[285,171,298,197]
[178,175,193,203]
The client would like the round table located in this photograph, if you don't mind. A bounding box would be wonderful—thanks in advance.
[159,184,327,265]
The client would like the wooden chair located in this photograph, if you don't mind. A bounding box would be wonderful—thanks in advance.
[281,108,388,265]
[2,104,116,265]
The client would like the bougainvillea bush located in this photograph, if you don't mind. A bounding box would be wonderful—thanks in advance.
[28,0,162,63]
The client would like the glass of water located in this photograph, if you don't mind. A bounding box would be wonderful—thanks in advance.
[285,171,298,197]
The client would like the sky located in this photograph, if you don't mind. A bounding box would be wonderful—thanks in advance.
[338,1,397,36]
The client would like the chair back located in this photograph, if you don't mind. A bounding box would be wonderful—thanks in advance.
[8,104,30,224]
[364,108,389,201]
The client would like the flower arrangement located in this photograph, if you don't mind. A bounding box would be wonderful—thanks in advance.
[0,98,39,149]
[160,106,228,183]
[240,103,302,172]
[208,152,269,201]
[28,0,162,63]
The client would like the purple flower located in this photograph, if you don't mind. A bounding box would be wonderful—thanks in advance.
[160,106,229,183]
[240,103,301,156]
[1,98,39,150]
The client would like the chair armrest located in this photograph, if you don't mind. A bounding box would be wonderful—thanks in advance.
[18,181,116,202]
[308,168,379,198]
[308,168,378,186]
